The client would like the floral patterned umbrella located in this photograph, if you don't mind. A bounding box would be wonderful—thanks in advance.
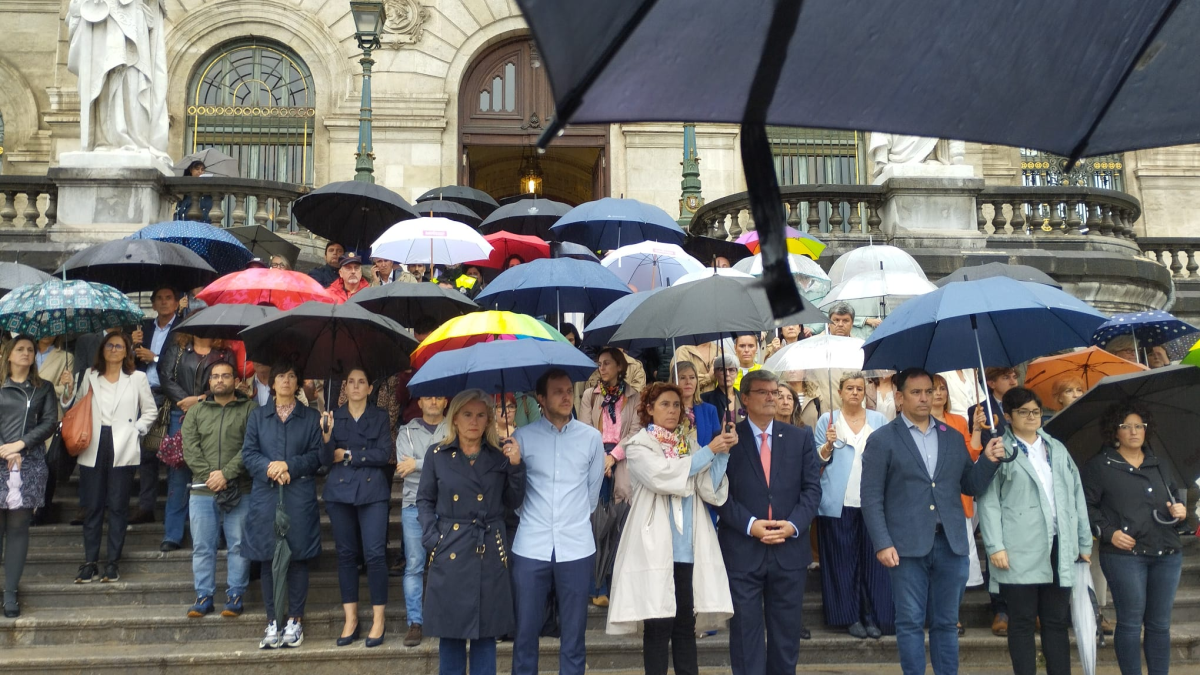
[0,279,144,338]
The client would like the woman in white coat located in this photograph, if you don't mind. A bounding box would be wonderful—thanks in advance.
[606,382,737,675]
[60,331,157,584]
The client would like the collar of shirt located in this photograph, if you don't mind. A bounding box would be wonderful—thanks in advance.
[747,418,773,448]
[900,412,936,437]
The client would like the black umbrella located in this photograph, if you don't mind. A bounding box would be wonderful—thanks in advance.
[0,262,52,296]
[174,303,280,341]
[292,181,419,252]
[684,236,754,268]
[935,262,1061,289]
[417,186,500,219]
[480,198,573,239]
[349,282,478,328]
[226,226,301,269]
[1045,365,1200,487]
[591,498,630,598]
[411,199,483,228]
[238,301,418,382]
[57,239,218,293]
[550,241,601,263]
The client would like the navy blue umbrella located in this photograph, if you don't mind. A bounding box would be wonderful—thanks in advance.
[583,287,667,348]
[481,198,572,239]
[130,221,254,275]
[474,257,632,320]
[408,339,597,397]
[550,198,686,251]
[1092,310,1198,352]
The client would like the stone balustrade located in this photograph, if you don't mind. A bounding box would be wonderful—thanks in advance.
[162,177,309,232]
[0,176,57,230]
[1139,237,1200,280]
[691,184,886,241]
[976,186,1141,240]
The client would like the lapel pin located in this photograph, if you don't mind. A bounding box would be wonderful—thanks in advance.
[938,424,947,432]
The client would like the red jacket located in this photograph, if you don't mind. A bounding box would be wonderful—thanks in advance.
[326,280,365,303]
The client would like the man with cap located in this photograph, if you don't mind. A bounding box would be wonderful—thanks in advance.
[327,251,367,303]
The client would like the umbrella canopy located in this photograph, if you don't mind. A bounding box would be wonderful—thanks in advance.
[0,279,144,338]
[862,277,1109,373]
[935,262,1061,289]
[271,484,291,627]
[582,287,668,348]
[550,198,686,250]
[764,333,864,373]
[370,216,494,267]
[1045,365,1200,485]
[349,282,478,328]
[467,231,552,270]
[683,236,753,267]
[601,242,705,290]
[1071,561,1099,675]
[239,301,418,380]
[818,269,939,312]
[129,221,254,275]
[550,241,601,263]
[474,257,632,318]
[173,303,280,341]
[225,226,301,269]
[480,198,573,238]
[195,268,336,310]
[410,310,570,370]
[733,252,832,301]
[736,227,825,260]
[292,181,419,252]
[408,339,597,397]
[174,148,239,178]
[828,245,926,286]
[1092,310,1199,351]
[410,199,483,228]
[57,239,218,293]
[0,262,52,296]
[1024,346,1148,411]
[671,267,755,286]
[417,186,500,219]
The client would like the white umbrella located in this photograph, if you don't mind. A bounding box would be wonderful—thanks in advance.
[764,333,864,373]
[818,269,938,316]
[371,216,493,266]
[734,252,832,301]
[1071,560,1098,675]
[827,244,926,286]
[173,148,239,178]
[601,241,705,290]
[671,267,755,286]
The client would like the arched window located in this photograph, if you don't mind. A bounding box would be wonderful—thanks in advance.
[185,39,315,185]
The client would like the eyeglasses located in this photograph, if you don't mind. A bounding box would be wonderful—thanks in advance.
[719,367,738,372]
[1012,408,1042,419]
[747,388,779,397]
[269,262,287,269]
[1118,423,1149,432]
[104,343,126,352]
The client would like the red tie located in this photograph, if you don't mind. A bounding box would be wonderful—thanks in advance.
[761,432,772,519]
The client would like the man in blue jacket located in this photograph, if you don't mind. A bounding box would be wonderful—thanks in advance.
[861,368,1006,675]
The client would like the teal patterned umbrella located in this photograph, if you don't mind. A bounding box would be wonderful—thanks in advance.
[0,279,144,338]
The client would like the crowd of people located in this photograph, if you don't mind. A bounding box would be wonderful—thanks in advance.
[0,245,1189,675]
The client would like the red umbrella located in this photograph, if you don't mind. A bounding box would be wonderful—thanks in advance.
[466,231,551,269]
[196,268,337,310]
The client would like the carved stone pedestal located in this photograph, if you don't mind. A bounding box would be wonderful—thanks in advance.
[875,164,983,236]
[49,151,172,241]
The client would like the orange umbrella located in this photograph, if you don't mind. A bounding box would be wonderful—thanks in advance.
[1024,346,1147,411]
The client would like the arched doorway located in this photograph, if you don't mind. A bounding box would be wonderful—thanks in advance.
[458,37,608,205]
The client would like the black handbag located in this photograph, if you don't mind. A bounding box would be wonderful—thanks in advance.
[215,481,242,512]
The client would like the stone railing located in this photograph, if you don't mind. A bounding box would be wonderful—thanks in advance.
[976,186,1141,239]
[1139,237,1200,280]
[691,184,886,240]
[0,175,57,230]
[162,177,310,232]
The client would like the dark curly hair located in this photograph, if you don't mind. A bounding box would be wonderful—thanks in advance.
[637,382,684,427]
[1099,400,1154,448]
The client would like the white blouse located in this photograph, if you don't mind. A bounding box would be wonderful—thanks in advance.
[836,412,877,508]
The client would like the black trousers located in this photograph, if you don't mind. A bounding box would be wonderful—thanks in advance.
[999,537,1072,675]
[643,563,698,675]
[79,427,136,563]
[326,500,389,606]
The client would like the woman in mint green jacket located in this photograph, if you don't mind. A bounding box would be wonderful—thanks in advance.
[976,387,1091,675]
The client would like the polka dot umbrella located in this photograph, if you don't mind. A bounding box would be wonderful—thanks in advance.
[1091,310,1200,355]
[130,221,254,276]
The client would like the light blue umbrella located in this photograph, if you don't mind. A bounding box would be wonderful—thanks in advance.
[408,339,597,398]
[583,287,668,348]
[550,197,686,250]
[1091,310,1199,362]
[474,257,632,323]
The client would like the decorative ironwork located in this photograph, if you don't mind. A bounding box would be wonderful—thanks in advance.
[1020,148,1124,191]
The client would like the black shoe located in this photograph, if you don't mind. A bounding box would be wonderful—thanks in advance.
[848,621,868,639]
[799,625,811,640]
[3,591,18,618]
[957,622,966,637]
[365,627,386,648]
[160,541,181,553]
[336,623,360,647]
[75,562,99,584]
[70,510,85,526]
[388,564,406,578]
[128,509,154,525]
[101,562,120,582]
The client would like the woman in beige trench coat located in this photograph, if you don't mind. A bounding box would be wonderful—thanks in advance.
[606,382,737,675]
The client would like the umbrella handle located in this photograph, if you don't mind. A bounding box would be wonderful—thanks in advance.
[970,314,1018,464]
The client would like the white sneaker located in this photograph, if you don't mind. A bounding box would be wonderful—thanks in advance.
[280,618,304,648]
[259,620,280,649]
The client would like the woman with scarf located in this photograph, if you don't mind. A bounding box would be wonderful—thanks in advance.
[579,347,642,606]
[606,382,736,675]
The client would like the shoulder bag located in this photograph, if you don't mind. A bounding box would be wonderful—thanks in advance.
[61,386,94,457]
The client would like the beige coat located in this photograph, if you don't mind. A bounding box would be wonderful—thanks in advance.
[38,347,74,419]
[580,385,642,503]
[606,429,733,635]
[64,369,158,468]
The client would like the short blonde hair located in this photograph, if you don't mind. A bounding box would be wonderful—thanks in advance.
[440,389,501,448]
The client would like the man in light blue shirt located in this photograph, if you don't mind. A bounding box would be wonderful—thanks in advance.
[511,368,605,675]
[130,285,179,525]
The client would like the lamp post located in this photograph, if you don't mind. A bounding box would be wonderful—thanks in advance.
[350,1,385,183]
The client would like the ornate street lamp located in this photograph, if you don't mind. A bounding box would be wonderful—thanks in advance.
[518,146,544,196]
[351,1,385,183]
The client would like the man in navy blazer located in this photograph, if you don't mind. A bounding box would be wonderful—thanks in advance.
[861,368,1005,675]
[716,369,821,675]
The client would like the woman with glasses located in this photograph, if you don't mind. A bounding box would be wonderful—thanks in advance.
[700,355,742,427]
[976,387,1091,675]
[1081,401,1186,675]
[269,256,291,271]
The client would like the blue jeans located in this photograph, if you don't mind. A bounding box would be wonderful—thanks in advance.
[189,493,250,599]
[163,409,191,546]
[439,637,496,675]
[401,505,424,625]
[1100,550,1183,675]
[889,529,969,675]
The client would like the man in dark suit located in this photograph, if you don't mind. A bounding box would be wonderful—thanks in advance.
[716,369,821,675]
[861,368,1006,675]
[129,285,180,524]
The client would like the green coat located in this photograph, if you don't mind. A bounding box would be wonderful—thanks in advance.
[182,393,256,497]
[977,429,1092,592]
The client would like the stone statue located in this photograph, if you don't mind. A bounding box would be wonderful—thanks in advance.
[868,133,966,180]
[66,0,170,161]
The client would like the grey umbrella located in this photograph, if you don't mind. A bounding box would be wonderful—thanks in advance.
[226,226,301,268]
[0,262,52,296]
[935,262,1062,289]
[271,484,291,627]
[411,199,483,228]
[174,148,239,178]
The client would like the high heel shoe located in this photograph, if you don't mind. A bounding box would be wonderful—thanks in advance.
[336,624,361,647]
[365,627,386,648]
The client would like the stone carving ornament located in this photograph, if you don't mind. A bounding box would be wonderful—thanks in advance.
[867,132,966,180]
[382,0,429,48]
